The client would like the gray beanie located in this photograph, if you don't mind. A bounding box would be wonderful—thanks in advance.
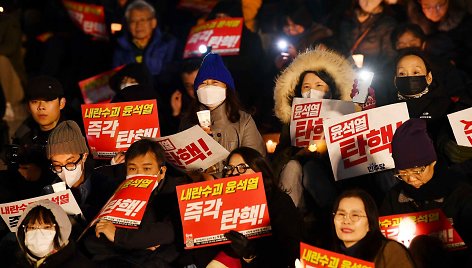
[47,120,89,159]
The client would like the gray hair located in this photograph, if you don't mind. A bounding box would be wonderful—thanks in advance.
[125,0,156,21]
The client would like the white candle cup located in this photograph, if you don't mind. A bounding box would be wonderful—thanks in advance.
[51,181,66,193]
[197,110,211,128]
[352,54,364,69]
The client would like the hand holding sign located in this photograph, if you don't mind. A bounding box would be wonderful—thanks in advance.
[225,230,256,260]
[95,219,116,242]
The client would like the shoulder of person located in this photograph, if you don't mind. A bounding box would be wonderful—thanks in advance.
[376,240,414,268]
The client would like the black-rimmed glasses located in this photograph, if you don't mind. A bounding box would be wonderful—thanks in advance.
[223,164,250,176]
[50,154,83,173]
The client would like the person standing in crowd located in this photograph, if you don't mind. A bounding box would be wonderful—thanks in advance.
[337,0,397,71]
[179,53,265,178]
[380,118,472,266]
[406,0,472,76]
[332,188,415,268]
[83,139,180,267]
[0,0,25,113]
[112,0,177,78]
[1,76,66,203]
[46,121,121,221]
[15,199,96,268]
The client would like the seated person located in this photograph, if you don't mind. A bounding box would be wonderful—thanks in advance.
[381,118,472,265]
[83,139,181,267]
[15,199,96,267]
[332,188,414,268]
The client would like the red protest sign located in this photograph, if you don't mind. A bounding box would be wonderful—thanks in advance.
[79,65,124,104]
[300,242,374,268]
[176,172,271,248]
[95,175,159,229]
[177,0,218,13]
[63,0,107,39]
[379,209,466,250]
[183,18,243,58]
[81,100,160,159]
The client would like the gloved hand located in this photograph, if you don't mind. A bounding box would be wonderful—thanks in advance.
[351,79,376,110]
[224,230,256,259]
[443,139,472,164]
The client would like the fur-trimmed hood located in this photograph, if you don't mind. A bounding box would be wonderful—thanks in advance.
[274,48,355,124]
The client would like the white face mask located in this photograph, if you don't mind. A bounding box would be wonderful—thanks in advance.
[25,229,56,258]
[57,163,83,188]
[301,89,328,99]
[197,85,226,109]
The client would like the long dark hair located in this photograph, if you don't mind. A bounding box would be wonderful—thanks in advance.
[292,70,340,105]
[224,147,278,195]
[18,206,62,254]
[184,87,242,124]
[331,188,386,261]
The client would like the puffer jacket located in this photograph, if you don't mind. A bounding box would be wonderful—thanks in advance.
[272,48,355,177]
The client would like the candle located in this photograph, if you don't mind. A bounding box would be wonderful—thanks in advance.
[266,139,277,154]
[295,258,302,268]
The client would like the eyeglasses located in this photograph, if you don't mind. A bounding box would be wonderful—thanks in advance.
[333,212,367,222]
[50,154,83,174]
[23,224,56,232]
[421,0,448,12]
[223,164,250,176]
[393,166,426,181]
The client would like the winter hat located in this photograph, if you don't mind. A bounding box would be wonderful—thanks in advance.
[25,75,64,101]
[391,118,437,170]
[193,53,235,91]
[47,120,89,159]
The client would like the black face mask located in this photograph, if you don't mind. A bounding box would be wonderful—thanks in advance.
[395,75,428,95]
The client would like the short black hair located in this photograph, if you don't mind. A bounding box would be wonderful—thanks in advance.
[181,58,202,74]
[125,139,165,166]
[391,23,426,49]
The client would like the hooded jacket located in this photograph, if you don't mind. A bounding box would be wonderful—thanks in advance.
[15,199,95,267]
[274,48,354,125]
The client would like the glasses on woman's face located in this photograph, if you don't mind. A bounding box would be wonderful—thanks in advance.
[223,163,250,176]
[50,154,83,174]
[422,0,448,12]
[23,224,56,232]
[393,166,426,181]
[333,211,367,222]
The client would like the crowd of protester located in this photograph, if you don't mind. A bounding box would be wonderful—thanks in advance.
[1,0,472,267]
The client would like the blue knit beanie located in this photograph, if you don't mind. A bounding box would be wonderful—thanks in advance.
[193,53,235,91]
[391,118,437,170]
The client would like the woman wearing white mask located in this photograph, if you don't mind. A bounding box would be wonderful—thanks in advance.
[15,199,96,267]
[273,48,355,245]
[180,53,266,178]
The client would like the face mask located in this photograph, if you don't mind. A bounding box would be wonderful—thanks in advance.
[197,85,226,109]
[57,163,83,188]
[301,89,330,99]
[120,82,139,90]
[395,76,428,95]
[25,229,56,258]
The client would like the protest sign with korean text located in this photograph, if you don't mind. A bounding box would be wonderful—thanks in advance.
[93,175,159,229]
[156,125,229,172]
[324,102,410,180]
[177,172,271,248]
[290,98,355,147]
[183,18,243,58]
[0,190,82,232]
[300,242,374,268]
[63,0,107,39]
[177,0,218,13]
[379,209,466,250]
[79,65,124,104]
[82,100,160,159]
[447,107,472,147]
